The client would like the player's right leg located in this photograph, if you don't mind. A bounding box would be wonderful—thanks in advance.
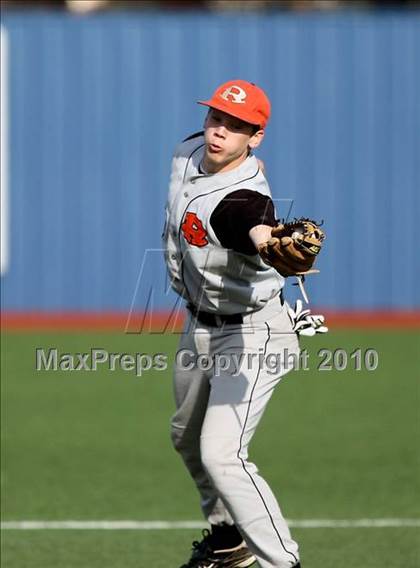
[171,318,233,525]
[172,318,256,567]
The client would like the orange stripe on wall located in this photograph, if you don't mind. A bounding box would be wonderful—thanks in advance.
[1,311,184,332]
[319,310,420,330]
[2,310,420,331]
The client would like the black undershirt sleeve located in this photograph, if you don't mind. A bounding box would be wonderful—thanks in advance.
[210,189,277,255]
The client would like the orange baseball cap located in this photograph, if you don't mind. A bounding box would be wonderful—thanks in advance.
[198,79,271,129]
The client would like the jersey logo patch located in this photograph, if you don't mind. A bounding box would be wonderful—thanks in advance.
[221,85,246,104]
[181,212,208,247]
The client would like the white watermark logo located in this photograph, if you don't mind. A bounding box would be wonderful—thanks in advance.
[35,348,167,377]
[35,347,378,378]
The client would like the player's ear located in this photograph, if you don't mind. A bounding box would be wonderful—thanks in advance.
[248,129,264,150]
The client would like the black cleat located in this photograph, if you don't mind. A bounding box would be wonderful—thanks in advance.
[180,529,256,567]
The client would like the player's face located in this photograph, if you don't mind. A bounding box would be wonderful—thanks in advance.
[203,109,264,174]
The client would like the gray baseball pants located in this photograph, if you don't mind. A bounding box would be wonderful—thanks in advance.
[171,296,301,568]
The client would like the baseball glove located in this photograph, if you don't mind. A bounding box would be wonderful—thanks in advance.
[258,218,325,277]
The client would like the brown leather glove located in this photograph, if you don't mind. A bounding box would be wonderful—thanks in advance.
[258,219,325,277]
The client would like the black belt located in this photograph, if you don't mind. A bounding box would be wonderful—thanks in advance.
[187,304,243,327]
[187,291,284,328]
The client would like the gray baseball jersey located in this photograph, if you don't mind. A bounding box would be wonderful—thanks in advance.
[163,134,284,314]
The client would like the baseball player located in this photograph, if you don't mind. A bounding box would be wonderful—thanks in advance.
[163,80,324,568]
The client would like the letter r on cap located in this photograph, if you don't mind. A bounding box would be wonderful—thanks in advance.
[221,85,246,104]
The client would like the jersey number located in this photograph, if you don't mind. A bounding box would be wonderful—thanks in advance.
[181,212,208,247]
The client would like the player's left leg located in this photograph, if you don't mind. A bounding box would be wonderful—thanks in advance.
[200,302,301,568]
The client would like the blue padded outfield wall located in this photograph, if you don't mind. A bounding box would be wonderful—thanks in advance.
[1,11,419,311]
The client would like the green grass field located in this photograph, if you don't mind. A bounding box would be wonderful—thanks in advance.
[1,330,419,567]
